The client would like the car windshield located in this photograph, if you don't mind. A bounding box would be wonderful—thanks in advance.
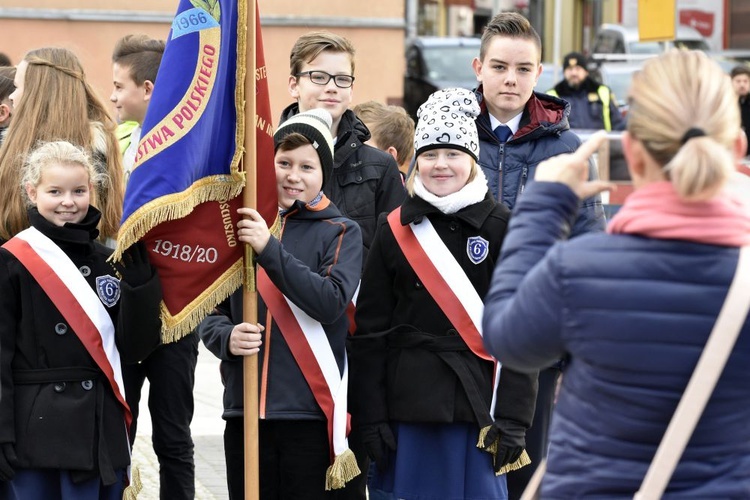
[422,46,478,82]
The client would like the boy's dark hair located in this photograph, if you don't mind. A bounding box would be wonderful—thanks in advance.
[0,67,15,102]
[479,12,542,62]
[289,31,356,76]
[353,101,415,166]
[0,52,11,67]
[112,34,166,86]
[731,65,750,79]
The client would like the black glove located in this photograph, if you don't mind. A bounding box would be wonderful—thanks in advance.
[360,423,396,472]
[117,241,153,288]
[0,443,17,482]
[495,429,525,471]
[479,420,526,473]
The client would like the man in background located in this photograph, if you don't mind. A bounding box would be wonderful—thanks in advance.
[547,51,624,131]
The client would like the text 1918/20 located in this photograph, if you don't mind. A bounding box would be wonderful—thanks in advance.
[153,240,218,263]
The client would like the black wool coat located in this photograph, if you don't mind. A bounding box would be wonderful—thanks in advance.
[350,193,538,437]
[0,208,162,484]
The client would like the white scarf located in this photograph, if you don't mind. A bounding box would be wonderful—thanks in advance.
[413,167,489,214]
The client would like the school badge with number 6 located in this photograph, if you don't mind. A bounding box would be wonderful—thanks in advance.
[96,275,121,308]
[467,236,489,265]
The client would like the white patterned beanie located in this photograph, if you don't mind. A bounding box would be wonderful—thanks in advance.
[274,108,335,185]
[414,87,481,161]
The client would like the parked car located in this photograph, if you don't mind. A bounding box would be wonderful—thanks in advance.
[403,37,480,119]
[591,24,709,61]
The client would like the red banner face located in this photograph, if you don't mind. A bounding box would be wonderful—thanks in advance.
[253,12,278,225]
[144,197,243,335]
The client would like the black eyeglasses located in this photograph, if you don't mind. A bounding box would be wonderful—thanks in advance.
[295,70,355,89]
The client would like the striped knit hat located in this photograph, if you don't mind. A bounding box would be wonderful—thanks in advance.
[274,108,335,185]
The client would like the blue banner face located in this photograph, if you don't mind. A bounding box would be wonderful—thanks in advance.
[121,0,242,226]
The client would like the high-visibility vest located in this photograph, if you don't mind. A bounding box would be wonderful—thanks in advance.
[547,85,613,131]
[115,121,139,153]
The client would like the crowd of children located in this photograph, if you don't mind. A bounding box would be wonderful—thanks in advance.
[2,7,747,500]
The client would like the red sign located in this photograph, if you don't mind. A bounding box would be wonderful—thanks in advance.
[679,9,714,38]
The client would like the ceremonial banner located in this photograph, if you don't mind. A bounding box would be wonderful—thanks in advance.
[115,0,277,342]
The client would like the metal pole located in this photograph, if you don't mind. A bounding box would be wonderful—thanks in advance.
[553,0,563,83]
[406,0,418,40]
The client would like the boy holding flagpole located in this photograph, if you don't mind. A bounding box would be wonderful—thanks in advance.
[200,108,363,499]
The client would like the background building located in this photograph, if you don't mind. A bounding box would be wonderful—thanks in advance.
[1,0,748,121]
[0,0,406,120]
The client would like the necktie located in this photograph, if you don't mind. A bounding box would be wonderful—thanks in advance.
[494,125,512,143]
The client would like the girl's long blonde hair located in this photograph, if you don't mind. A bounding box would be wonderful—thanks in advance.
[0,47,123,241]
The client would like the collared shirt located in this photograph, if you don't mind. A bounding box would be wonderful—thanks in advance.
[489,112,523,137]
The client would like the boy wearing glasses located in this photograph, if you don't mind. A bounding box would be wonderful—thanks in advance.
[281,31,405,263]
[280,31,405,500]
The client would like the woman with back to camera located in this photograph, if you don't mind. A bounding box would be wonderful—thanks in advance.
[482,49,750,497]
[0,47,124,244]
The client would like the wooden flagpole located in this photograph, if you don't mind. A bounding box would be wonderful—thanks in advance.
[242,0,260,498]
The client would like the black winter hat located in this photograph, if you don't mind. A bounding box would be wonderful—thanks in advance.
[274,108,335,186]
[563,52,589,71]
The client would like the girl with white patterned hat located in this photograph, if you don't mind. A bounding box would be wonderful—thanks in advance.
[349,88,537,500]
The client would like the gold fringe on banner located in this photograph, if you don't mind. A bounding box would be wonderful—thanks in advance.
[113,174,245,261]
[160,257,245,343]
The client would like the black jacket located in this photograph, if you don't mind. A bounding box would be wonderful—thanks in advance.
[475,89,606,237]
[279,104,406,264]
[199,196,362,420]
[349,193,537,437]
[0,207,162,484]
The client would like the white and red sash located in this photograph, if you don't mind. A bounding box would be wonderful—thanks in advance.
[257,268,352,465]
[387,208,500,416]
[2,227,132,430]
[345,282,360,335]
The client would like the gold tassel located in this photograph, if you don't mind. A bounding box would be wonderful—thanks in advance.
[477,424,498,455]
[324,449,362,490]
[477,427,532,476]
[122,466,142,500]
[495,449,532,476]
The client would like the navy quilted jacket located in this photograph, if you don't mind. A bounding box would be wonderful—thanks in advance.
[474,89,606,237]
[483,182,750,498]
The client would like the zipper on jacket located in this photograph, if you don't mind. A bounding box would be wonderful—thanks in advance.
[518,164,528,199]
[498,143,505,203]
